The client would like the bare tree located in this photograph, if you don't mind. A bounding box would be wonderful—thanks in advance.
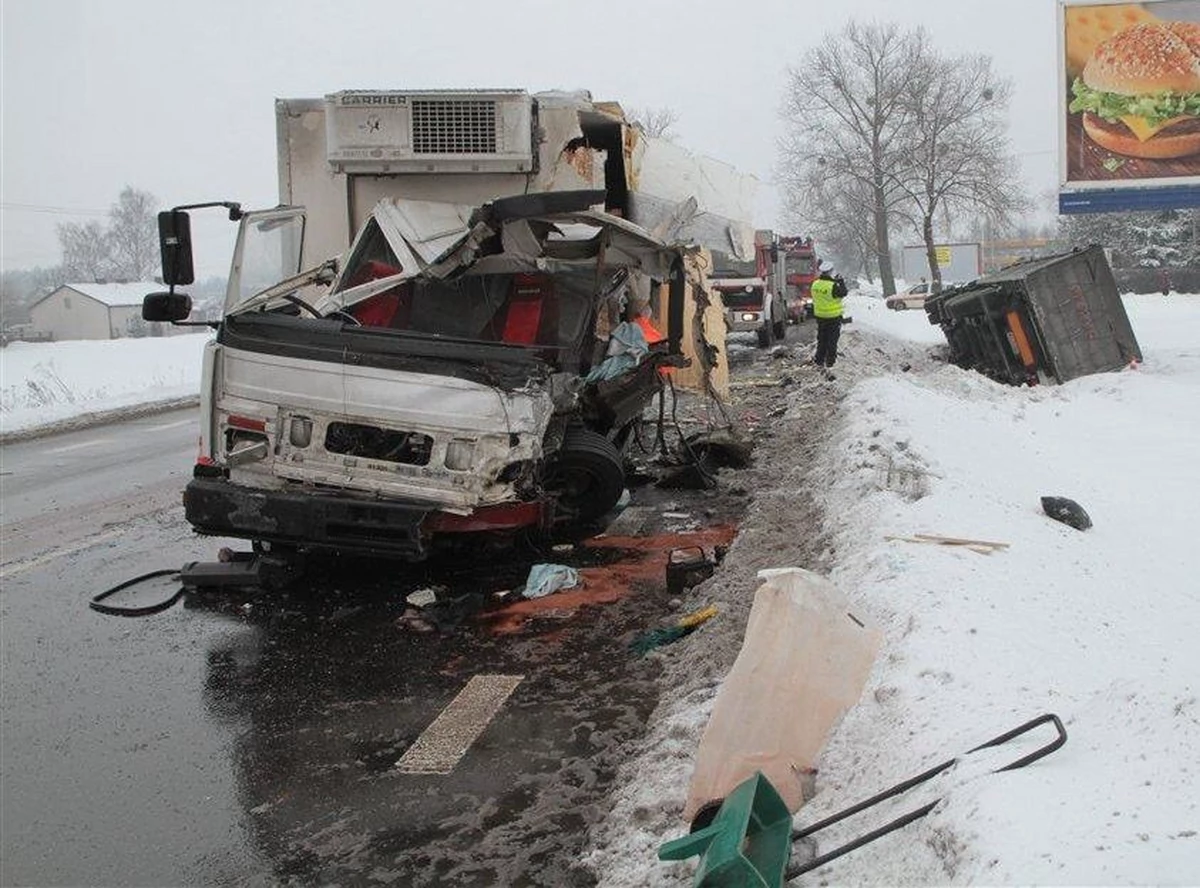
[55,186,160,283]
[780,21,926,297]
[780,157,879,280]
[57,220,112,282]
[108,186,159,281]
[893,53,1027,291]
[627,106,679,141]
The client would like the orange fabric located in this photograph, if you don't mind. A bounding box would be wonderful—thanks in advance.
[634,314,666,344]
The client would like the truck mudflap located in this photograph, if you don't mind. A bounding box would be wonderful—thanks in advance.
[184,476,432,558]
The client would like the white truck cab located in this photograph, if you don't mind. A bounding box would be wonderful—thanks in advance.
[145,190,692,561]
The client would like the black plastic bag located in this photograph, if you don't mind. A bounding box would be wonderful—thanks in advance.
[1041,496,1092,531]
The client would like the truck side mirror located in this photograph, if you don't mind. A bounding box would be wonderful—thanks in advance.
[158,210,195,286]
[143,291,193,322]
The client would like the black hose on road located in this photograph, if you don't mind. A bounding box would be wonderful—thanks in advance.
[89,569,185,617]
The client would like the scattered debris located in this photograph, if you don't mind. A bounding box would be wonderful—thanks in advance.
[520,563,580,599]
[1041,496,1092,530]
[684,429,754,469]
[396,607,436,633]
[656,464,712,490]
[603,505,656,536]
[406,587,440,608]
[885,533,1009,555]
[630,604,719,656]
[659,713,1067,884]
[665,546,718,596]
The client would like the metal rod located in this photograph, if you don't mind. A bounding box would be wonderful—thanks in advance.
[789,713,1067,847]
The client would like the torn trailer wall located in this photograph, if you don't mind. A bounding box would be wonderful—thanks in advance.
[275,89,758,271]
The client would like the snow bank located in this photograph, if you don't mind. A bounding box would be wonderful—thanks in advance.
[0,332,212,435]
[591,291,1199,887]
[796,291,1200,884]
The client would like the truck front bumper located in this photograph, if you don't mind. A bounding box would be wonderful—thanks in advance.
[184,476,433,559]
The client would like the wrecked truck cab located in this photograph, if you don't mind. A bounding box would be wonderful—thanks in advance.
[185,190,689,560]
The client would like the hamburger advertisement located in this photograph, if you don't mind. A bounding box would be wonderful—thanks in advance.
[1062,0,1200,187]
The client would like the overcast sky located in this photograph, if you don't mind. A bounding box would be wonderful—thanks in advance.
[2,0,1065,277]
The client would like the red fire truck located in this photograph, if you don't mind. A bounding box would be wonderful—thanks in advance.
[778,236,819,323]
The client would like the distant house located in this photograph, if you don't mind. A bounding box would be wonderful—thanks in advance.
[28,282,160,341]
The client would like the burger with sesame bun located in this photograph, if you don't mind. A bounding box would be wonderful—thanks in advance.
[1069,20,1200,160]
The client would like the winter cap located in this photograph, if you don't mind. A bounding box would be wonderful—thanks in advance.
[818,260,833,272]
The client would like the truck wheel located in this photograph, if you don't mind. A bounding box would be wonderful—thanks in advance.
[773,318,787,340]
[756,326,771,348]
[546,429,625,525]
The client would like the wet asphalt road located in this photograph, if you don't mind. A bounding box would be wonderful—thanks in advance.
[0,402,750,886]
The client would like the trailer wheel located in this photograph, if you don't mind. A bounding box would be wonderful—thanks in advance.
[546,429,625,525]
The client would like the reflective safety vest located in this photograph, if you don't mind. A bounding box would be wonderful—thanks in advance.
[811,277,842,319]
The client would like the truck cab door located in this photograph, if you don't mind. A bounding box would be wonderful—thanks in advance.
[224,207,307,315]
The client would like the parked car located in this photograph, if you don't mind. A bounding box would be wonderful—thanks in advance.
[885,281,931,311]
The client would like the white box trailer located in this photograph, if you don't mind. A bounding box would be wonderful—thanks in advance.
[900,242,982,287]
[276,89,759,269]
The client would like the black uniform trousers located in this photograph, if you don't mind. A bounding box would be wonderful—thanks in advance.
[814,316,842,367]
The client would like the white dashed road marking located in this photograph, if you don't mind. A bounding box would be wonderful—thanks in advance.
[395,674,524,775]
[147,419,192,432]
[46,439,112,454]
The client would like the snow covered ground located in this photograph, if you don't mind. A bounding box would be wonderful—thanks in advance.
[590,290,1200,886]
[0,332,212,437]
[793,291,1200,884]
[2,294,1197,885]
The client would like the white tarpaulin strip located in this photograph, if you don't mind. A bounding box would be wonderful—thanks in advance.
[394,674,524,775]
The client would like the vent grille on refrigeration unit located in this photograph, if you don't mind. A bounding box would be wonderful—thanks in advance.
[411,99,497,154]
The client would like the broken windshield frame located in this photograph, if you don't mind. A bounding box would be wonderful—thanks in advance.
[716,284,765,309]
[224,207,306,315]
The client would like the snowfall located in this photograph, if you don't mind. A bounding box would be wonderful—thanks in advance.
[1,289,1197,886]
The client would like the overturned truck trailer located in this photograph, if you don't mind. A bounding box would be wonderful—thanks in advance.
[924,245,1142,386]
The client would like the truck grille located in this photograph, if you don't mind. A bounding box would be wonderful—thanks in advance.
[325,421,433,466]
[411,99,497,154]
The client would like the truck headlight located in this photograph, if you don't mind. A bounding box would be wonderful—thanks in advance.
[445,438,476,471]
[741,312,758,322]
[289,416,313,448]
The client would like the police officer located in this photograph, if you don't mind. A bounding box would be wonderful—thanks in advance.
[811,260,848,375]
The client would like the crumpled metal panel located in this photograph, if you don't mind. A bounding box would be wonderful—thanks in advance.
[219,345,555,510]
[373,198,476,265]
[623,134,758,261]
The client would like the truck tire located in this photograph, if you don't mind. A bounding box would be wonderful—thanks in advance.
[773,318,787,340]
[756,326,771,348]
[546,429,626,525]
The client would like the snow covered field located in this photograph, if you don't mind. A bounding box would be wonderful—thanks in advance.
[2,294,1197,885]
[0,332,212,437]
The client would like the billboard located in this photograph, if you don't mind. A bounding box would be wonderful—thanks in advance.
[1059,1,1200,213]
[900,243,982,284]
